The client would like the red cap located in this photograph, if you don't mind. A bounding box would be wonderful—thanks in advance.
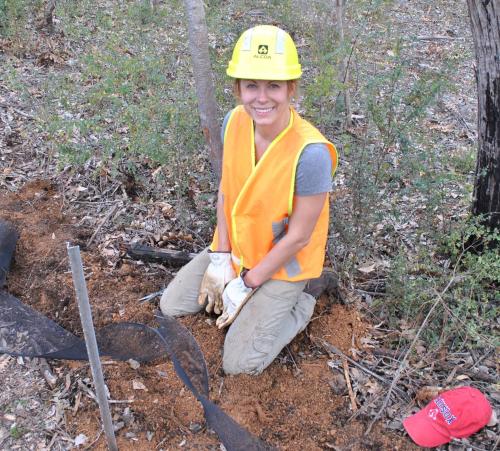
[403,387,492,448]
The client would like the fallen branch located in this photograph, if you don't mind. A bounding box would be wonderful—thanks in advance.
[126,243,196,267]
[0,103,34,119]
[416,35,462,41]
[434,361,497,384]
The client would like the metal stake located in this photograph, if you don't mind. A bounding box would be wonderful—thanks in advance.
[67,244,118,451]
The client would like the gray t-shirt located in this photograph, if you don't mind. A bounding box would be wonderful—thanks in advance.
[222,111,332,195]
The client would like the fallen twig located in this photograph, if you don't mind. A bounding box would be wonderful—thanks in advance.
[492,433,500,451]
[83,429,103,451]
[86,204,119,248]
[436,361,497,384]
[0,102,34,119]
[39,358,57,388]
[348,391,386,422]
[313,337,408,400]
[416,35,463,41]
[452,438,494,451]
[365,295,441,436]
[342,358,358,411]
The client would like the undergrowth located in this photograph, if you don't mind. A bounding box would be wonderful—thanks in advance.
[385,216,499,350]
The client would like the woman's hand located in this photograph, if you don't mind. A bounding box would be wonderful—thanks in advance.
[216,276,257,329]
[197,251,236,314]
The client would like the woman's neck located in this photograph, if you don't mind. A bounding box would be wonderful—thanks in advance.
[254,107,291,143]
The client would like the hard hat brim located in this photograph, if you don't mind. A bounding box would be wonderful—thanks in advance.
[226,64,302,81]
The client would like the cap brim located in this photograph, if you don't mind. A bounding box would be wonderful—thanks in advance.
[403,409,451,448]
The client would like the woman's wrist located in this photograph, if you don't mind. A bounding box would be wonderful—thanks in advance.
[214,247,231,252]
[241,269,260,289]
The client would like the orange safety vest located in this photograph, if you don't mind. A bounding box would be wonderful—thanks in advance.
[211,106,338,281]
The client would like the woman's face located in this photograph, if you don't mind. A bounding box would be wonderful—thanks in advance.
[238,80,294,129]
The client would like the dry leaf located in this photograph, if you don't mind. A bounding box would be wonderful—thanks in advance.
[358,263,376,274]
[416,386,443,404]
[132,380,147,391]
[128,359,140,370]
[74,433,88,446]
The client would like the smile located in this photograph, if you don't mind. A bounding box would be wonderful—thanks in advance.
[254,107,275,114]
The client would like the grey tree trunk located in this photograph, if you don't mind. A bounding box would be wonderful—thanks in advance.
[183,0,223,178]
[335,0,352,127]
[467,0,500,229]
[36,0,56,33]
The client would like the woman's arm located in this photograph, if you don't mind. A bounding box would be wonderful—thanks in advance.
[242,192,327,287]
[215,183,232,252]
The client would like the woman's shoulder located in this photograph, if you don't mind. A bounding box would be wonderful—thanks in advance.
[295,143,333,196]
[300,143,332,163]
[221,109,234,142]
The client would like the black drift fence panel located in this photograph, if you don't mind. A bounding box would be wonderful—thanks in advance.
[0,220,273,451]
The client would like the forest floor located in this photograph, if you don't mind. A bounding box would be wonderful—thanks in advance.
[0,1,498,450]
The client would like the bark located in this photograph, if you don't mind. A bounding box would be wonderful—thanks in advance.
[467,0,500,229]
[183,0,223,178]
[126,243,195,266]
[44,0,56,33]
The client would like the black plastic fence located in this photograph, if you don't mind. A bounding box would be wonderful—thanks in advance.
[0,220,273,451]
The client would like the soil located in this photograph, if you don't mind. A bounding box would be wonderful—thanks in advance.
[0,180,418,449]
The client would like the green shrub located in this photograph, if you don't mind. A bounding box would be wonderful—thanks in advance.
[384,216,499,350]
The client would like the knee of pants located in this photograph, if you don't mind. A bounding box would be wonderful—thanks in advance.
[222,331,276,375]
[159,295,183,317]
[158,249,210,317]
[295,292,316,333]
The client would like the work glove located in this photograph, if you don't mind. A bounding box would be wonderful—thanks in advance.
[216,276,257,329]
[197,251,236,314]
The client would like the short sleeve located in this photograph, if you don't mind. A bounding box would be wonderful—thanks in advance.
[295,143,333,196]
[221,110,232,144]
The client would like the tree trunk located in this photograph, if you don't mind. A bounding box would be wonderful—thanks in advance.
[183,0,223,179]
[467,0,500,229]
[44,0,56,33]
[335,0,352,127]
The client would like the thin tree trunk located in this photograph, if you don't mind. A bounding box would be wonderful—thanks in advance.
[183,0,223,179]
[335,0,352,127]
[467,0,500,229]
[44,0,56,33]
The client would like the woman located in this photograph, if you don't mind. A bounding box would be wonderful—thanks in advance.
[160,25,338,375]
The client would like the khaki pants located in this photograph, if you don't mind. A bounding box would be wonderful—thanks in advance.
[160,249,316,375]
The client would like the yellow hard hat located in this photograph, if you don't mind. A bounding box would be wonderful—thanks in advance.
[227,25,302,80]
